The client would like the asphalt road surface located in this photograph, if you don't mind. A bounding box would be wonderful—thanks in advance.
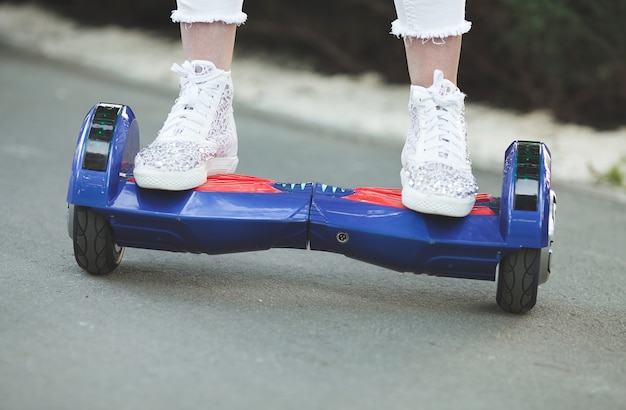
[1,45,625,410]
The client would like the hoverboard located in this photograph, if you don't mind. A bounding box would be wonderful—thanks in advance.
[67,103,556,313]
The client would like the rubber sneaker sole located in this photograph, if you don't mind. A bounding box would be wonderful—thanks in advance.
[134,156,238,191]
[400,170,475,217]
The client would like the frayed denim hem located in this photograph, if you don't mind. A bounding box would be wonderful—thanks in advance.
[171,11,248,25]
[390,20,471,40]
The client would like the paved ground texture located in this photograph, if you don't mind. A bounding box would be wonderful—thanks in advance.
[0,42,625,410]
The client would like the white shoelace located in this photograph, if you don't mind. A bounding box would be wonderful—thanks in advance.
[158,62,224,142]
[416,73,467,167]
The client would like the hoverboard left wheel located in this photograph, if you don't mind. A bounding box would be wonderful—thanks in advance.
[69,204,124,275]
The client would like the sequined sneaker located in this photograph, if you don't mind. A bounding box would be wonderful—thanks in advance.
[400,70,478,217]
[133,60,238,190]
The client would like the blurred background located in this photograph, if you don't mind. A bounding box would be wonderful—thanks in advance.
[2,0,624,131]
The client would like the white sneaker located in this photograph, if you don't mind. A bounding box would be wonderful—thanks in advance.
[134,60,238,190]
[400,70,478,217]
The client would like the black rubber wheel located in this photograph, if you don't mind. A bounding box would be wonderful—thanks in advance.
[496,248,540,313]
[72,206,123,275]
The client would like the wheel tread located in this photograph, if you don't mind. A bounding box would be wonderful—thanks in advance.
[497,248,540,313]
[72,206,122,274]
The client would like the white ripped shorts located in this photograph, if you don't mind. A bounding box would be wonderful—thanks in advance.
[171,0,471,40]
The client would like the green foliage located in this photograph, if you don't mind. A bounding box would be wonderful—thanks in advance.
[238,1,402,76]
[462,0,626,129]
[590,158,626,189]
[7,0,625,130]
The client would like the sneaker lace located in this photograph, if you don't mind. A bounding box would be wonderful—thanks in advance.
[159,61,224,142]
[418,74,468,167]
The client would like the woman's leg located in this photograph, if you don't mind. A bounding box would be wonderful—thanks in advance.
[403,35,462,87]
[392,0,469,85]
[174,0,245,69]
[180,22,237,71]
[392,0,477,217]
[133,1,246,191]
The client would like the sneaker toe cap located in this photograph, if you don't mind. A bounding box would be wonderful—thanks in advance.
[403,162,478,199]
[135,140,215,172]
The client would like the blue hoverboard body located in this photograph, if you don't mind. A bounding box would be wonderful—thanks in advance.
[67,103,556,313]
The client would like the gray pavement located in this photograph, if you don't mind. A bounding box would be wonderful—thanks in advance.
[1,45,625,410]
